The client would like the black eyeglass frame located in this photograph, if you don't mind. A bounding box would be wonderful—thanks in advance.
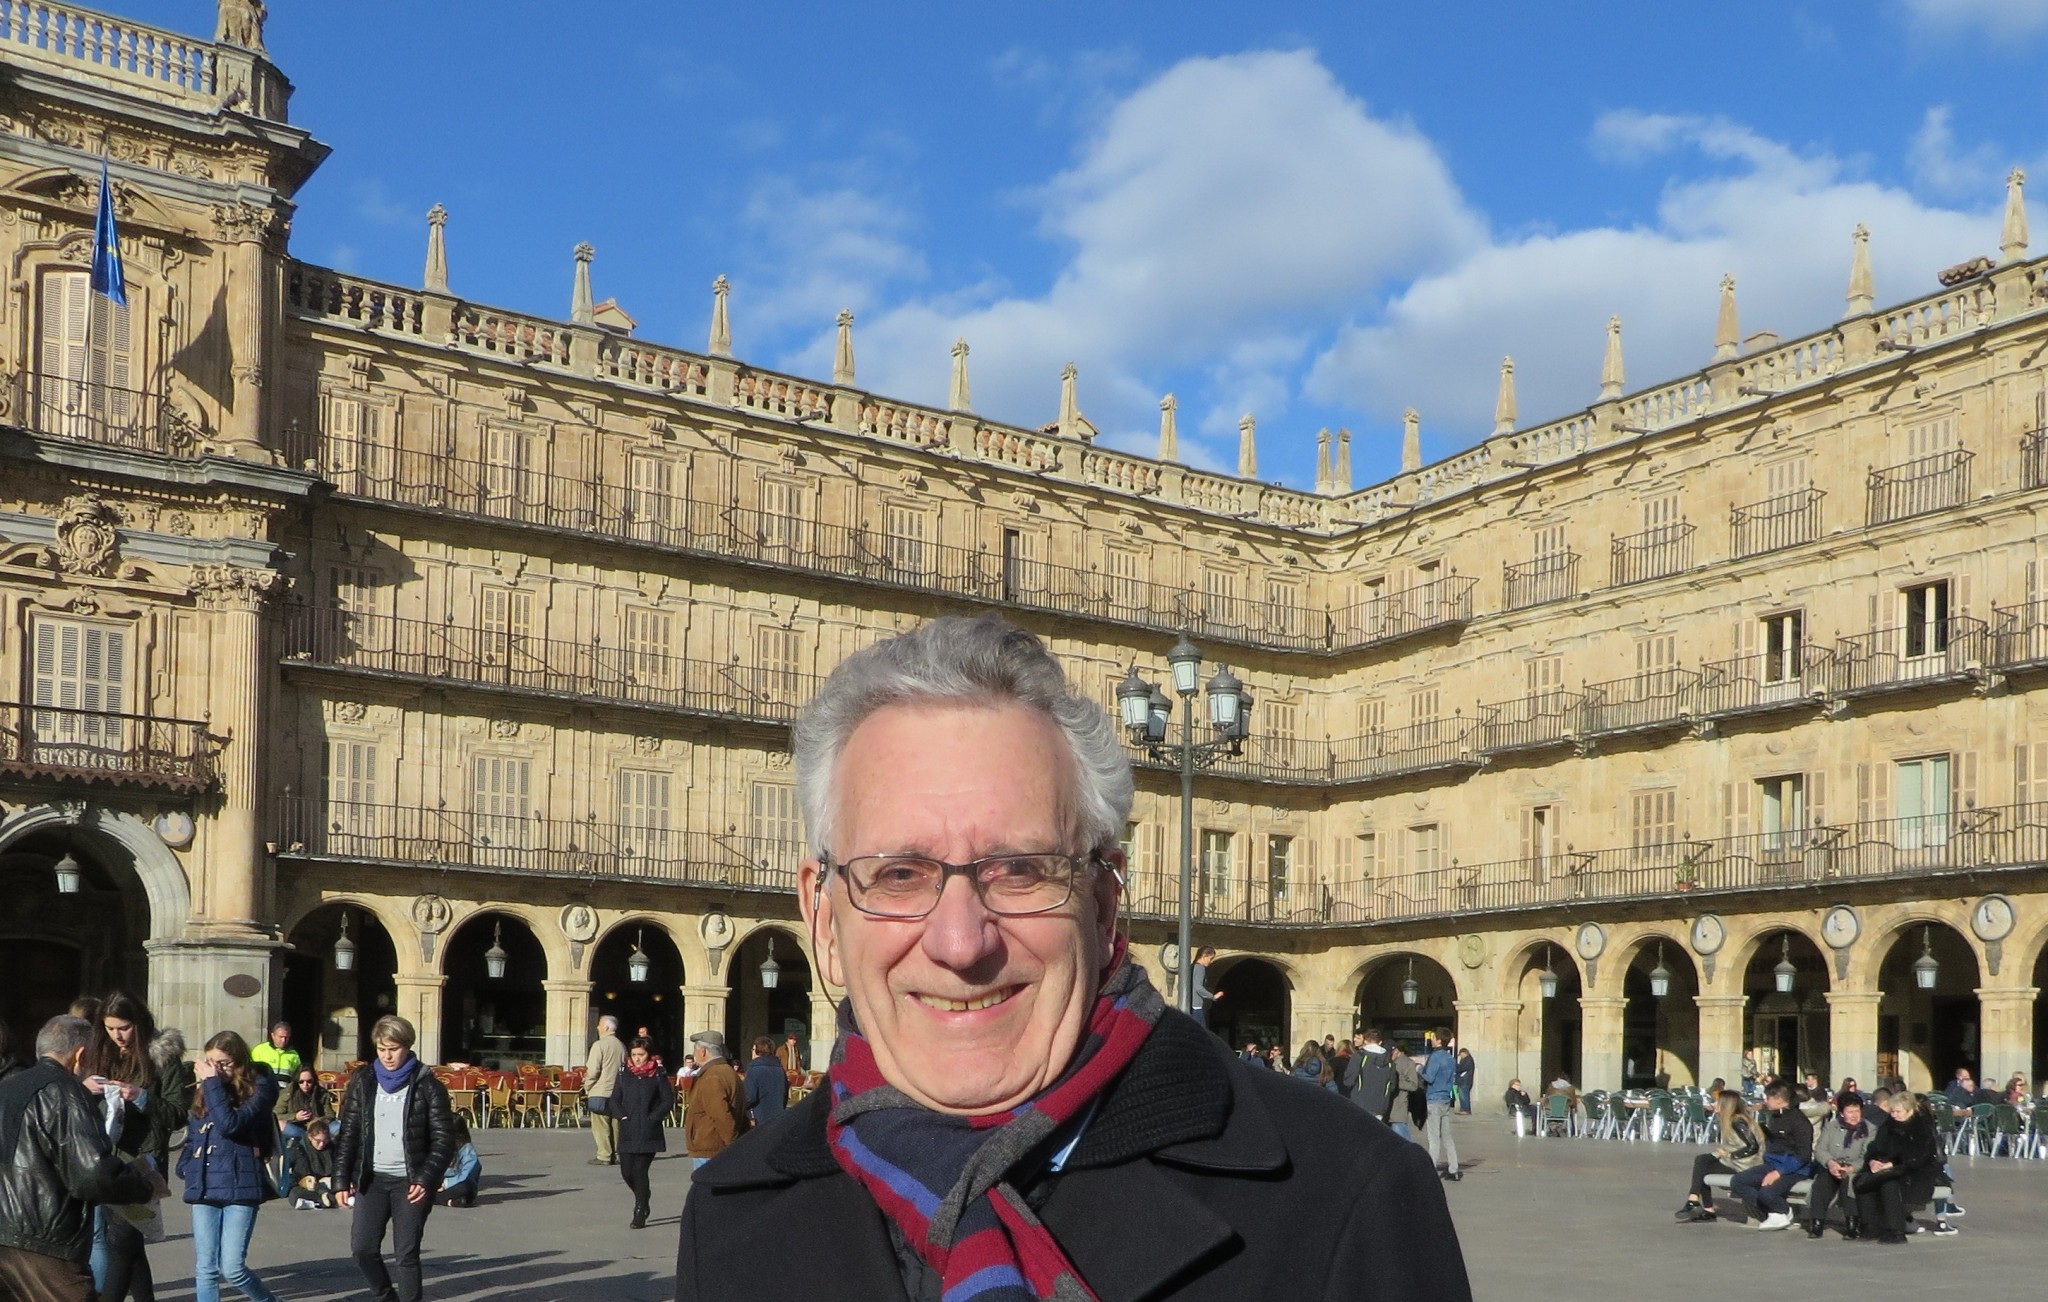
[819,849,1120,919]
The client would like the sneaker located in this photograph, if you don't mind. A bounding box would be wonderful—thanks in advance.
[587,1158,610,1166]
[1943,1201,1965,1217]
[1441,1171,1463,1182]
[1757,1212,1794,1231]
[292,1198,314,1210]
[1932,1222,1959,1236]
[1678,1206,1718,1223]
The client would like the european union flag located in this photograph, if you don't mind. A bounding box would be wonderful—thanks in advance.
[91,158,126,307]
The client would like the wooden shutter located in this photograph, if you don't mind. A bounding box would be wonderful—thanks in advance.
[1808,770,1827,830]
[1855,762,1891,826]
[1958,751,1978,813]
[1735,616,1757,662]
[40,270,89,384]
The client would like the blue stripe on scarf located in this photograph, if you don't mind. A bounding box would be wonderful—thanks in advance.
[943,1264,1030,1302]
[835,1123,943,1218]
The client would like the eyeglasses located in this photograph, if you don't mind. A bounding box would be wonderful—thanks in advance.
[824,850,1111,919]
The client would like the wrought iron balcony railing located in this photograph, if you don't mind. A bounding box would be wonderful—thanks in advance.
[1579,668,1700,736]
[10,370,195,457]
[1328,575,1478,649]
[1475,690,1584,754]
[1992,599,2048,671]
[0,701,216,792]
[1609,523,1695,586]
[273,795,799,894]
[1692,648,1834,718]
[1503,552,1580,611]
[1730,487,1824,559]
[1867,448,1972,526]
[1822,617,1990,696]
[2023,428,2048,491]
[282,604,819,724]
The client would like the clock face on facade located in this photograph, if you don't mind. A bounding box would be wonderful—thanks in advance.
[1821,905,1859,950]
[1574,922,1606,961]
[1690,914,1726,956]
[1970,895,2015,943]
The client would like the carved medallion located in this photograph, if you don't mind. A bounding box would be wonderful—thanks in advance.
[54,494,120,577]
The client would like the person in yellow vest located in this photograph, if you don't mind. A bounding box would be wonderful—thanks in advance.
[249,1022,301,1091]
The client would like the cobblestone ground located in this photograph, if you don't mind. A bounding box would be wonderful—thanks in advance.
[141,1113,2043,1301]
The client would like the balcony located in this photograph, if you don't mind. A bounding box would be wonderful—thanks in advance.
[1993,600,2048,672]
[1477,690,1585,755]
[1579,669,1699,737]
[1866,448,1972,526]
[2025,428,2048,491]
[1822,618,1989,698]
[1329,575,1477,650]
[273,796,798,893]
[1121,868,1370,926]
[9,371,195,457]
[281,605,817,725]
[1693,649,1832,719]
[1730,488,1824,559]
[0,701,216,793]
[1609,523,1695,586]
[1503,552,1579,611]
[1331,719,1483,783]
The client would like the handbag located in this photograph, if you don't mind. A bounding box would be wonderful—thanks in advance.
[586,1094,608,1115]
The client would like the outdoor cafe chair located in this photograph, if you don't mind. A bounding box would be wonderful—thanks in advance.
[481,1079,513,1129]
[1984,1104,2024,1157]
[1541,1092,1574,1137]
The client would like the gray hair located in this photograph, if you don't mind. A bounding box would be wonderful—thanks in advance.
[596,1015,618,1035]
[36,1014,95,1064]
[793,615,1133,858]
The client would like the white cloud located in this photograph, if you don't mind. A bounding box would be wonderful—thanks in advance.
[731,176,928,344]
[1908,106,2002,196]
[1900,0,2048,35]
[352,179,412,228]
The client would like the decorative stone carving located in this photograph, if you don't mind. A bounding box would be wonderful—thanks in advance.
[330,701,367,723]
[560,903,599,944]
[764,750,791,770]
[701,909,735,974]
[163,512,195,537]
[191,566,285,611]
[489,719,521,740]
[216,0,268,52]
[211,203,282,245]
[412,893,452,933]
[54,495,120,577]
[632,735,661,756]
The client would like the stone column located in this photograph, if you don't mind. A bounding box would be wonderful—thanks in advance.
[1293,1000,1351,1044]
[211,202,281,458]
[1824,991,1883,1090]
[1975,986,2041,1087]
[1694,995,1749,1089]
[1452,999,1522,1093]
[1579,997,1629,1090]
[680,983,731,1040]
[543,979,593,1070]
[808,990,840,1078]
[393,974,448,1063]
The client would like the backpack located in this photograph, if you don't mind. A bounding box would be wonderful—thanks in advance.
[1349,1051,1398,1121]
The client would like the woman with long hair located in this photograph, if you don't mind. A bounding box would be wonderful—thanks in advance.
[333,1015,457,1302]
[87,991,191,1302]
[177,1031,282,1302]
[1674,1090,1761,1222]
[613,1037,676,1229]
[1291,1040,1336,1092]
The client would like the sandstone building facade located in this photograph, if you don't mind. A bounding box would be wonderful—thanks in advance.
[3,2,2044,1096]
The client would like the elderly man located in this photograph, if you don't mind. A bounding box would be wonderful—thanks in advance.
[585,1015,626,1165]
[682,1031,747,1171]
[677,615,1469,1301]
[0,1015,158,1301]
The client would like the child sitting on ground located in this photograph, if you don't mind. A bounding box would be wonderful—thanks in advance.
[288,1118,339,1208]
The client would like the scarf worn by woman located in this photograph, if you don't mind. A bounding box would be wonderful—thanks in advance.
[826,935,1164,1302]
[626,1055,664,1079]
[372,1053,419,1094]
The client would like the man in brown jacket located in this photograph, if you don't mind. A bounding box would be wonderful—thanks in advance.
[683,1031,747,1172]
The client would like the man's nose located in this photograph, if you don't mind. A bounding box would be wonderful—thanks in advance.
[920,872,1001,970]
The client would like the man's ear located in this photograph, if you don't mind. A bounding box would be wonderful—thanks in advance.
[1092,848,1125,947]
[799,857,845,991]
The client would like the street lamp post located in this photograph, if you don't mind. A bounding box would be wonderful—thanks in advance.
[1118,634,1253,1015]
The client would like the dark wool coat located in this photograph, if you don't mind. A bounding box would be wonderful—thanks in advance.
[677,1012,1472,1302]
[614,1070,677,1155]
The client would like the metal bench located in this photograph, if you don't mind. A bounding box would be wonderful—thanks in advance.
[1701,1172,1954,1231]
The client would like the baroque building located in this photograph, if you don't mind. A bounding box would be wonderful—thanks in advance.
[2,2,2044,1094]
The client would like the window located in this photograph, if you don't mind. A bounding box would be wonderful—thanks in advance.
[627,453,677,535]
[2018,741,2048,815]
[1358,575,1387,633]
[1409,687,1440,741]
[1902,581,1950,658]
[30,618,127,752]
[1264,699,1298,767]
[760,478,808,551]
[1266,835,1293,909]
[472,755,533,849]
[478,586,535,670]
[1356,831,1378,881]
[1630,789,1677,857]
[1202,565,1242,619]
[1905,415,1955,459]
[482,424,540,509]
[748,781,803,876]
[1534,524,1568,559]
[1408,823,1442,876]
[1895,755,1951,849]
[1001,528,1041,601]
[1200,830,1234,899]
[1103,545,1146,610]
[1766,456,1810,497]
[1642,492,1680,531]
[1523,805,1558,884]
[1356,699,1385,736]
[35,268,133,433]
[1759,774,1805,851]
[615,768,673,860]
[1762,611,1804,683]
[1416,559,1442,586]
[1119,820,1164,883]
[754,625,804,703]
[1265,575,1304,634]
[1526,654,1563,703]
[326,740,380,836]
[882,503,930,577]
[324,394,389,490]
[1636,634,1677,691]
[622,607,674,690]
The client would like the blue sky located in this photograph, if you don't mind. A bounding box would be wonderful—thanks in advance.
[123,1,2048,488]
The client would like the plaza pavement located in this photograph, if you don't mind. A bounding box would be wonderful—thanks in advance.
[140,1111,2043,1301]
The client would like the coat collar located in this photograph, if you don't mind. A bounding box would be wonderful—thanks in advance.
[694,1010,1285,1302]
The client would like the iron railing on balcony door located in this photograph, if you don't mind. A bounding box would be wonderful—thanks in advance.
[0,700,215,791]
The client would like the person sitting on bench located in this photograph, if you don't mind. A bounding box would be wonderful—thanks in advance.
[1675,1090,1760,1223]
[1728,1082,1813,1231]
[1854,1092,1937,1245]
[1805,1092,1874,1238]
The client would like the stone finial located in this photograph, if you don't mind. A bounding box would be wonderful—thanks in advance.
[570,242,595,324]
[1057,363,1082,441]
[948,338,972,412]
[1493,356,1517,435]
[2001,167,2029,264]
[709,275,732,357]
[1315,428,1332,494]
[1336,428,1352,492]
[424,204,448,293]
[1237,414,1258,479]
[1158,394,1179,462]
[1714,275,1739,361]
[833,309,856,385]
[1845,224,1874,317]
[1401,408,1421,472]
[1600,315,1625,399]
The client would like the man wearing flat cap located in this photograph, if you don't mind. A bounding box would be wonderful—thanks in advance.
[681,1031,746,1170]
[677,615,1470,1301]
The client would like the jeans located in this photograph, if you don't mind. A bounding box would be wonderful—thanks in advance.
[98,1205,156,1302]
[189,1203,278,1302]
[352,1173,433,1302]
[1730,1164,1800,1216]
[1389,1121,1413,1140]
[1425,1100,1460,1174]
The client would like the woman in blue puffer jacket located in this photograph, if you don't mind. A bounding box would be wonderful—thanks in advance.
[177,1031,281,1302]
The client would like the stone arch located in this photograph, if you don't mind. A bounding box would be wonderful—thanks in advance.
[727,921,815,1053]
[279,891,413,958]
[1871,917,1981,1092]
[1739,926,1831,1083]
[0,803,191,943]
[1498,938,1583,1089]
[1351,950,1460,1052]
[1617,931,1700,1088]
[281,899,400,1067]
[1211,955,1294,1053]
[437,909,550,1068]
[588,916,688,1064]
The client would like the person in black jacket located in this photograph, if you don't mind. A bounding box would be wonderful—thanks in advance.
[0,1015,158,1302]
[333,1016,456,1302]
[1854,1092,1938,1244]
[1727,1082,1813,1230]
[678,617,1471,1302]
[741,1036,788,1127]
[612,1038,676,1229]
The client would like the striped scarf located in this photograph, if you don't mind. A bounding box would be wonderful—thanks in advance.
[826,938,1164,1302]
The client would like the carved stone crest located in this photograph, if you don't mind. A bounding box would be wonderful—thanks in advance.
[330,701,367,724]
[632,735,662,756]
[489,719,521,740]
[54,495,120,577]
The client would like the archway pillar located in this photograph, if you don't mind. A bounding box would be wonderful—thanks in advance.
[146,934,279,1050]
[680,983,730,1040]
[1294,1000,1350,1045]
[1452,1000,1522,1090]
[393,973,446,1064]
[1823,991,1882,1090]
[544,979,594,1069]
[1695,995,1749,1088]
[1579,997,1628,1090]
[809,990,840,1076]
[1975,986,2040,1088]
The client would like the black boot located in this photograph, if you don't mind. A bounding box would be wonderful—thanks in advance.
[1804,1220,1824,1239]
[1842,1216,1860,1241]
[630,1202,648,1229]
